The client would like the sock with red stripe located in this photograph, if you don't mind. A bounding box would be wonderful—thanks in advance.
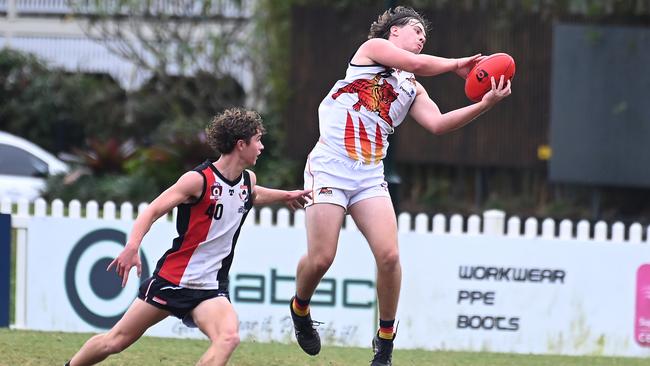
[292,295,311,317]
[378,318,395,340]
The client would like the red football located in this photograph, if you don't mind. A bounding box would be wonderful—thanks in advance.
[464,53,515,102]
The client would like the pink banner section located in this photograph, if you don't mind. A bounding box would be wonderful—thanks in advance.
[635,264,650,346]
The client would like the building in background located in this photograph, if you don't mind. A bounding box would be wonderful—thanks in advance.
[0,0,260,107]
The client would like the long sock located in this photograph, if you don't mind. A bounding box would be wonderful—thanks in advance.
[292,295,311,317]
[378,319,395,340]
[64,361,71,366]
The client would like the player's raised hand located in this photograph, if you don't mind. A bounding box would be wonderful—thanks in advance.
[107,244,142,288]
[284,189,313,211]
[482,75,512,105]
[455,53,484,79]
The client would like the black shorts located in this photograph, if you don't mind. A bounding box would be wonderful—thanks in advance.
[138,275,230,327]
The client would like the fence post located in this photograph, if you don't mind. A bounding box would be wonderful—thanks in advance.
[483,210,505,236]
[0,214,10,327]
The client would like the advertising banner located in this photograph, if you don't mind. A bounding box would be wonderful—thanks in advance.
[25,217,377,346]
[23,216,650,356]
[397,233,650,356]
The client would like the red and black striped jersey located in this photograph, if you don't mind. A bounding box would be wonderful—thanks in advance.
[154,160,253,290]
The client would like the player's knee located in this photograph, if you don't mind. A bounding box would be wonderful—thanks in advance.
[376,249,400,270]
[218,331,240,350]
[311,254,335,273]
[104,333,133,354]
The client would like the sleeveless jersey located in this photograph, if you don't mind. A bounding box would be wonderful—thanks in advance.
[318,63,417,164]
[155,161,253,290]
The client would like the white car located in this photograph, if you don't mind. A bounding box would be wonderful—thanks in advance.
[0,131,69,202]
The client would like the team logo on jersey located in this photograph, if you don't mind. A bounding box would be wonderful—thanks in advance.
[239,185,249,201]
[229,189,235,196]
[318,187,333,196]
[332,73,398,126]
[210,183,223,200]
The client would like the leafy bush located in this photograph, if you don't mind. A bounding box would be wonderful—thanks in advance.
[0,49,127,153]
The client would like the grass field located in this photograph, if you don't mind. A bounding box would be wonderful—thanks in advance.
[0,329,647,366]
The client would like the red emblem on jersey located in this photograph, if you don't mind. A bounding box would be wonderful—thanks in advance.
[239,185,248,201]
[332,73,398,126]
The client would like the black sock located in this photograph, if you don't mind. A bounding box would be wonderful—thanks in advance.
[294,295,311,307]
[65,361,71,366]
[378,319,395,340]
[292,294,311,316]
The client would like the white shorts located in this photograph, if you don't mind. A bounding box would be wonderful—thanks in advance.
[304,143,390,209]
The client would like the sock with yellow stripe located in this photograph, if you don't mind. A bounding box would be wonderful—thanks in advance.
[292,295,311,317]
[378,319,395,340]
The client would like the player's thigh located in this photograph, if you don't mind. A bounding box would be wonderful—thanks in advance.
[191,297,238,340]
[305,203,346,258]
[108,298,170,342]
[348,196,398,258]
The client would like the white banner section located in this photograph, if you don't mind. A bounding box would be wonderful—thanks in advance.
[25,217,650,356]
[25,217,376,346]
[397,233,650,357]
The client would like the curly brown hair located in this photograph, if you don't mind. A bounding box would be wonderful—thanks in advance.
[368,6,430,40]
[206,107,266,154]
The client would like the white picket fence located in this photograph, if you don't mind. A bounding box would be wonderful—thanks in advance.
[1,196,648,330]
[2,197,649,243]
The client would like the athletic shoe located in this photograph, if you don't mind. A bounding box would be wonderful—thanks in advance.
[289,296,322,355]
[370,332,395,366]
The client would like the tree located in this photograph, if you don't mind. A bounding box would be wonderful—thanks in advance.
[68,0,254,116]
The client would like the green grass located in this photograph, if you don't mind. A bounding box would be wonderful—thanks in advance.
[0,329,646,366]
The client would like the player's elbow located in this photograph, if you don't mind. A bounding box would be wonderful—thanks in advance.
[426,121,446,135]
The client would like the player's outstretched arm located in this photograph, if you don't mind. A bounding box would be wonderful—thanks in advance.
[410,75,512,135]
[357,38,482,77]
[248,171,312,210]
[107,171,203,287]
[255,186,312,210]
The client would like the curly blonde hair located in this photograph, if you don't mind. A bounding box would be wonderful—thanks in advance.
[368,6,430,40]
[206,107,266,154]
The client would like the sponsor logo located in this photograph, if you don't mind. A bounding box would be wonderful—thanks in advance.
[476,69,488,82]
[233,269,374,309]
[152,296,167,305]
[457,315,519,331]
[318,188,333,196]
[458,266,566,284]
[400,85,415,97]
[65,229,151,329]
[229,189,235,196]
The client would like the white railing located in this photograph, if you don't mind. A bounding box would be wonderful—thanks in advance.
[2,197,648,243]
